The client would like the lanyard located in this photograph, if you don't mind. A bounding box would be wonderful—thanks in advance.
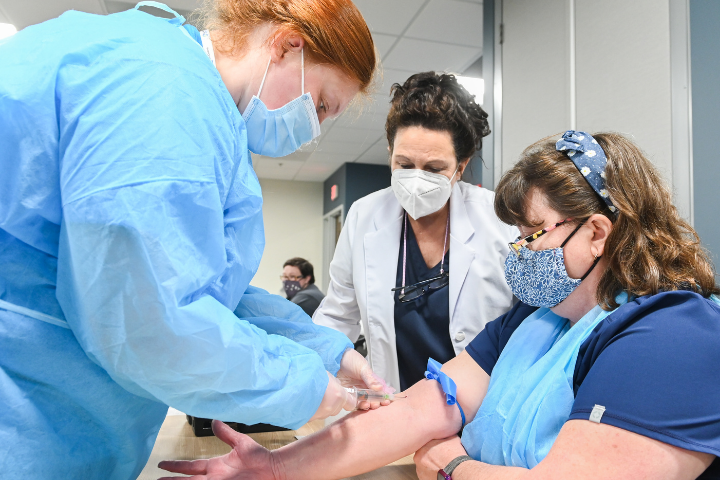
[400,210,450,295]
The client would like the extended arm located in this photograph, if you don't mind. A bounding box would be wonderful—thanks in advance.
[159,351,489,479]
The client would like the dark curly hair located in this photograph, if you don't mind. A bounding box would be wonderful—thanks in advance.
[385,71,490,164]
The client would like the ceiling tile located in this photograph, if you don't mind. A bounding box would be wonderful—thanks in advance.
[161,0,203,11]
[257,150,313,164]
[321,126,381,144]
[335,105,388,130]
[375,68,416,96]
[355,139,390,165]
[352,0,426,35]
[405,0,483,48]
[105,1,188,18]
[252,157,305,181]
[292,165,337,182]
[373,33,398,60]
[293,153,359,181]
[305,152,359,164]
[0,6,10,23]
[313,140,374,156]
[383,37,481,73]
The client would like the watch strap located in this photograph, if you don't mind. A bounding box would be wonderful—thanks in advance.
[444,455,473,476]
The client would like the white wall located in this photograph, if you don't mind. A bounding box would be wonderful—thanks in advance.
[502,0,571,167]
[575,0,673,179]
[251,179,325,295]
[501,0,674,180]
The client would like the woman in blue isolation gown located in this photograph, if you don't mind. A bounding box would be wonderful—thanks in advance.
[0,1,379,477]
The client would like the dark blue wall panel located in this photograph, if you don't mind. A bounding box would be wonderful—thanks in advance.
[690,0,720,268]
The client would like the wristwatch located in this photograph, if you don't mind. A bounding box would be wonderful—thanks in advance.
[437,455,473,480]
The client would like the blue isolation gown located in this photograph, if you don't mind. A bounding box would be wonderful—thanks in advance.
[0,8,352,479]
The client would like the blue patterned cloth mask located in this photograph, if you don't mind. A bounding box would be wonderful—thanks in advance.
[505,223,599,308]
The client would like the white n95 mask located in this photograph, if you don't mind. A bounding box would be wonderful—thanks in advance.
[391,167,458,220]
[242,48,321,157]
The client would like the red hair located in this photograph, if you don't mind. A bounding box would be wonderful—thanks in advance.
[200,0,377,93]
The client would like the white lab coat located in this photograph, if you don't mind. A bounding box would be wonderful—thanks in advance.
[313,182,517,390]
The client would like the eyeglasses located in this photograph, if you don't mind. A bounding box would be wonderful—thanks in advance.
[391,270,450,303]
[508,218,574,256]
[280,275,304,282]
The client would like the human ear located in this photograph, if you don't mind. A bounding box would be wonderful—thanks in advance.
[587,214,613,257]
[457,158,471,179]
[269,29,305,63]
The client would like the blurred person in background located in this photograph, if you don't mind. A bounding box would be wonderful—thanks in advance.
[282,257,325,316]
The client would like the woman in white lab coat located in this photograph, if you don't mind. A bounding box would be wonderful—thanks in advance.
[313,72,516,391]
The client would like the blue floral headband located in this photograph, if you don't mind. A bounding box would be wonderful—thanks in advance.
[555,130,618,214]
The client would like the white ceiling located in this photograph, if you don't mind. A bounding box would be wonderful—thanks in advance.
[0,0,483,182]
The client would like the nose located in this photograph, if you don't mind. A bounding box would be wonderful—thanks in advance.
[317,110,329,125]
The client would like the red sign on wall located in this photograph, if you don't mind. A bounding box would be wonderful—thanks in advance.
[330,184,339,201]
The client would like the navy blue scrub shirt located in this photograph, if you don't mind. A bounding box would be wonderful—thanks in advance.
[394,219,455,391]
[466,291,720,478]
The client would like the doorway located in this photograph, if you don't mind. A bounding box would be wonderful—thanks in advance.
[322,205,344,293]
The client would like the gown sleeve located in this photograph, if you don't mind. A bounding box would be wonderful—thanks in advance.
[54,54,351,429]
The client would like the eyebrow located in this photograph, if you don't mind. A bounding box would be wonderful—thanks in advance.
[394,156,451,165]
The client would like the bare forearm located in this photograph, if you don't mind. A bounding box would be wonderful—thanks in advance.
[272,379,461,480]
[453,461,529,480]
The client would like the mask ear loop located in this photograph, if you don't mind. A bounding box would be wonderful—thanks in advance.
[560,221,603,281]
[257,46,305,99]
[301,47,305,95]
[560,222,585,248]
[256,57,272,99]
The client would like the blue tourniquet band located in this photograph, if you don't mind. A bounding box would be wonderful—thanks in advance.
[425,358,466,427]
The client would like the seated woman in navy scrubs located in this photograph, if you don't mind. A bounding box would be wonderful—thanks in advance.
[160,131,720,480]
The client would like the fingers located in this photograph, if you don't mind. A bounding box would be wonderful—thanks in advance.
[158,459,208,475]
[360,366,384,391]
[356,399,384,410]
[342,387,357,412]
[211,420,245,449]
[311,373,350,421]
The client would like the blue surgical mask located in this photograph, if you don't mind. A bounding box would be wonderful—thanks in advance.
[242,48,321,157]
[504,223,600,307]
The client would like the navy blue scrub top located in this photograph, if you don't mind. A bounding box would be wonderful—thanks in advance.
[466,291,720,478]
[394,220,455,391]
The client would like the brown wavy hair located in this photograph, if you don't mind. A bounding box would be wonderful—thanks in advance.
[495,132,719,309]
[198,0,377,94]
